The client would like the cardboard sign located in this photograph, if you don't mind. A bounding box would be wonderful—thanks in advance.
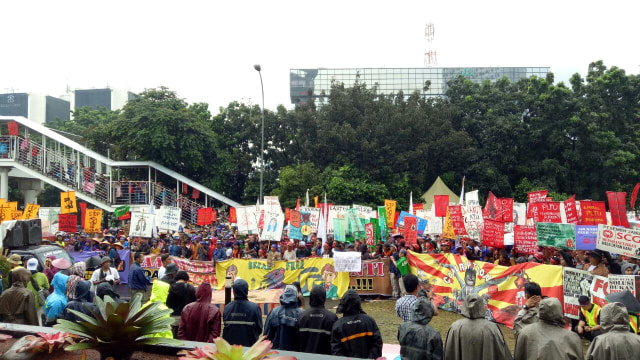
[404,217,418,246]
[58,214,77,233]
[21,204,40,220]
[157,206,182,232]
[260,211,285,241]
[60,191,77,214]
[236,206,259,233]
[575,225,598,251]
[562,267,593,319]
[536,222,576,250]
[263,196,282,215]
[333,251,362,272]
[465,190,479,206]
[514,225,538,255]
[579,201,607,225]
[529,202,562,223]
[462,205,483,240]
[597,225,640,259]
[299,206,320,233]
[384,200,397,228]
[483,220,505,247]
[197,208,213,226]
[84,209,102,233]
[129,213,155,237]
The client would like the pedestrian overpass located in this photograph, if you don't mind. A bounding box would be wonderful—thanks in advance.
[0,116,240,223]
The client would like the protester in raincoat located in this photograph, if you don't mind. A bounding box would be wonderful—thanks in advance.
[298,285,338,355]
[514,297,582,360]
[222,279,263,346]
[398,296,443,360]
[444,293,512,360]
[44,272,69,325]
[263,285,302,350]
[178,282,221,342]
[142,279,173,338]
[330,289,383,359]
[0,268,38,325]
[585,302,640,360]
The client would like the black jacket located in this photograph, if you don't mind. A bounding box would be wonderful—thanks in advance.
[263,286,302,350]
[223,279,263,347]
[166,281,196,316]
[299,285,338,354]
[331,290,383,359]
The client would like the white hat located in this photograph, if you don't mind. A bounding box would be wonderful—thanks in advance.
[26,258,38,271]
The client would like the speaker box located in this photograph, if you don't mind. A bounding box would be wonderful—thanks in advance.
[3,223,24,248]
[24,219,42,246]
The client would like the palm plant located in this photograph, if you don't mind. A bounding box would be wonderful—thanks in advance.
[54,293,182,360]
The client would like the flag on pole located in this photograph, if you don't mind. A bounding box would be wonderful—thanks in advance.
[149,199,158,238]
[305,189,310,207]
[409,192,414,216]
[318,193,328,244]
[459,176,465,205]
[296,197,300,211]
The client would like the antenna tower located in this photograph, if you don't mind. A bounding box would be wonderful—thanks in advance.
[424,23,437,67]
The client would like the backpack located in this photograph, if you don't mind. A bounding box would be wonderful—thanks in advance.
[30,275,50,305]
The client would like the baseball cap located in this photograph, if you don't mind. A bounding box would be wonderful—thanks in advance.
[26,258,38,271]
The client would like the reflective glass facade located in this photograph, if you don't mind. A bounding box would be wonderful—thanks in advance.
[290,67,550,104]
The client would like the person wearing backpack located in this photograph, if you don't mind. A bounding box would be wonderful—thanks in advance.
[25,258,49,326]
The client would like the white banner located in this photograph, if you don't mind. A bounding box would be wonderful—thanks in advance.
[129,213,155,237]
[353,204,374,219]
[263,196,282,215]
[596,224,640,259]
[427,205,443,234]
[462,205,483,240]
[38,207,61,234]
[236,206,259,234]
[465,190,479,206]
[327,205,350,235]
[260,211,285,241]
[156,206,181,233]
[299,206,320,233]
[333,251,362,272]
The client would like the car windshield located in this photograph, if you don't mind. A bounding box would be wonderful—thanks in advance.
[37,248,74,266]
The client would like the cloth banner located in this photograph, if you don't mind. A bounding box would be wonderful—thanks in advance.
[587,275,640,308]
[483,192,499,220]
[631,183,640,210]
[84,209,102,233]
[434,195,449,218]
[215,258,349,299]
[260,211,285,241]
[607,191,630,228]
[579,201,607,225]
[299,206,320,233]
[58,214,77,233]
[497,198,514,222]
[333,218,346,242]
[365,223,375,246]
[528,190,549,205]
[156,206,181,232]
[79,202,88,226]
[197,208,213,226]
[529,202,562,223]
[349,259,391,296]
[333,251,362,272]
[7,121,18,136]
[462,205,483,240]
[563,195,579,224]
[442,208,455,239]
[236,206,258,233]
[140,254,216,286]
[483,220,505,247]
[229,207,237,223]
[114,205,130,219]
[514,225,537,255]
[562,267,593,319]
[384,200,397,228]
[129,213,154,237]
[448,205,467,236]
[403,217,418,246]
[327,205,349,236]
[60,191,77,214]
[575,225,598,251]
[408,252,563,328]
[535,222,576,250]
[71,250,130,284]
[597,225,640,259]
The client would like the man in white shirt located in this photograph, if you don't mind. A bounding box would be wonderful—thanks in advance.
[90,257,120,292]
[283,242,297,261]
[157,254,171,280]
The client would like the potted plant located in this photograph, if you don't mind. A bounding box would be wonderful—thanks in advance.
[54,293,182,360]
[177,336,296,360]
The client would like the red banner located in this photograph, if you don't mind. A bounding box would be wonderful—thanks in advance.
[529,202,562,223]
[434,195,449,217]
[290,210,301,228]
[514,225,538,255]
[7,122,18,136]
[365,223,375,246]
[197,208,213,226]
[404,217,418,246]
[528,190,549,204]
[118,212,131,220]
[607,191,630,228]
[229,207,237,223]
[631,183,640,210]
[79,202,87,228]
[413,203,424,215]
[285,208,291,222]
[498,198,514,222]
[58,214,77,233]
[483,192,503,221]
[448,205,467,236]
[182,183,188,194]
[192,189,200,200]
[212,209,217,222]
[579,201,607,225]
[482,220,505,248]
[563,195,578,224]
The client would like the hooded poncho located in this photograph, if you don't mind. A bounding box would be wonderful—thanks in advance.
[298,285,338,355]
[178,282,221,342]
[585,302,640,360]
[330,289,383,359]
[44,272,69,321]
[398,297,443,360]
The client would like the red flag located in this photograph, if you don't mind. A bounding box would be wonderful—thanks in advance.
[79,202,88,229]
[434,195,449,217]
[483,192,500,220]
[631,183,640,210]
[528,190,548,204]
[229,207,237,223]
[448,205,468,236]
[579,201,607,225]
[192,189,200,200]
[563,195,578,224]
[483,220,505,248]
[404,217,418,246]
[607,191,630,228]
[498,198,513,222]
[212,210,218,222]
[197,208,213,225]
[58,214,77,233]
[296,198,300,211]
[7,122,18,136]
[182,183,188,194]
[514,225,537,255]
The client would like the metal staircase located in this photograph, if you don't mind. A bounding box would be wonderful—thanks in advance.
[0,116,240,223]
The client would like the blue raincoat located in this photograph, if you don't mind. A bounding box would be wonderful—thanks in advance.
[44,272,69,321]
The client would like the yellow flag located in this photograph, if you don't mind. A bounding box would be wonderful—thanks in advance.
[60,191,78,214]
[84,209,103,233]
[384,199,397,229]
[0,199,6,206]
[442,207,455,239]
[22,204,40,220]
[314,196,319,208]
[6,202,17,211]
[11,211,23,220]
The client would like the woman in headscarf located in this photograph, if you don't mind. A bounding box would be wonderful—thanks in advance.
[65,262,87,301]
[43,256,58,293]
[43,272,69,325]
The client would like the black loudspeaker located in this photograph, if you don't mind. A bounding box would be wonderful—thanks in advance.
[24,219,42,246]
[3,223,24,248]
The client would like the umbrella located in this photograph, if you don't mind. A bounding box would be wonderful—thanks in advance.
[84,256,103,270]
[606,290,640,314]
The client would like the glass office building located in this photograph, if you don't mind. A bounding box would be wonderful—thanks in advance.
[290,67,550,104]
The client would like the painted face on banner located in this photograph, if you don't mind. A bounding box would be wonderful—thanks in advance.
[290,211,301,227]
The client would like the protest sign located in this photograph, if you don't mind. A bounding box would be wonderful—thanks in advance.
[369,218,380,242]
[528,190,548,204]
[333,251,363,272]
[261,211,285,241]
[497,198,514,222]
[236,206,259,233]
[562,268,593,319]
[377,206,388,239]
[575,225,598,251]
[563,195,579,224]
[38,207,60,234]
[300,206,320,233]
[404,217,418,246]
[465,190,479,206]
[536,222,576,250]
[327,205,349,235]
[140,254,217,286]
[263,196,282,214]
[448,205,467,236]
[10,211,21,220]
[229,207,237,223]
[608,275,640,297]
[513,203,527,226]
[349,259,391,296]
[353,204,374,220]
[129,213,154,237]
[442,208,455,239]
[384,200,397,228]
[365,223,375,246]
[58,214,77,233]
[590,275,610,307]
[114,205,130,219]
[434,195,449,217]
[288,210,303,240]
[483,220,505,247]
[60,191,77,214]
[196,207,213,226]
[483,192,499,220]
[21,204,39,220]
[607,191,630,228]
[346,208,365,241]
[427,205,443,234]
[529,202,562,223]
[396,211,428,236]
[216,258,349,299]
[514,225,537,255]
[84,209,102,233]
[597,225,640,259]
[156,206,181,232]
[579,201,607,225]
[462,205,483,240]
[334,218,346,242]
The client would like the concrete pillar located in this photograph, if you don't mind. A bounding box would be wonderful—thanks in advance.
[18,178,44,205]
[0,168,9,200]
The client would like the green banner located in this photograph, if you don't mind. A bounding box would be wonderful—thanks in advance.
[334,218,346,242]
[347,208,365,241]
[377,206,388,240]
[370,218,380,243]
[536,222,576,250]
[114,205,130,218]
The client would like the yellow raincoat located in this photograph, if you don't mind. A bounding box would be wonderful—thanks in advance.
[142,280,173,339]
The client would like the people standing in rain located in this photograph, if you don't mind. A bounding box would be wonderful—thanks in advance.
[513,282,542,339]
[178,282,221,342]
[222,279,263,346]
[298,285,338,355]
[0,268,38,325]
[514,297,582,360]
[263,285,302,350]
[44,272,69,326]
[585,302,640,360]
[398,296,443,360]
[444,293,512,360]
[330,289,383,359]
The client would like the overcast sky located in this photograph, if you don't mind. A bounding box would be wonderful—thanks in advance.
[3,0,639,113]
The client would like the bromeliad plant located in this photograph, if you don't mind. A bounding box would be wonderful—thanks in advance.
[16,332,76,354]
[54,293,182,360]
[177,336,296,360]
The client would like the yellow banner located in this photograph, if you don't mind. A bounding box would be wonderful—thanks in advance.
[11,211,23,220]
[22,204,40,220]
[442,207,455,238]
[215,258,349,300]
[84,209,103,233]
[60,191,77,214]
[6,202,17,211]
[384,199,397,229]
[0,208,11,222]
